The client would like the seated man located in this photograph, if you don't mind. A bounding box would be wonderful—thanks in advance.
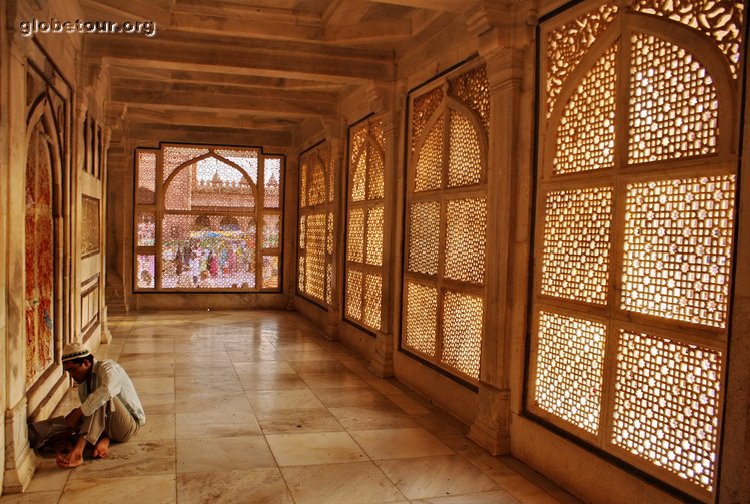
[56,343,146,468]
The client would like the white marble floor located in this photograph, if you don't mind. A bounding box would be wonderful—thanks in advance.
[1,310,581,504]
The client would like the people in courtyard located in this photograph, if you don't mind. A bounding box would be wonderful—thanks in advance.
[56,343,145,468]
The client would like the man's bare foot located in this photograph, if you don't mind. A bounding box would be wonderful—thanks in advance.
[56,448,83,468]
[93,437,110,459]
[56,435,86,468]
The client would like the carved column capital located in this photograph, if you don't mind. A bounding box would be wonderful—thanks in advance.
[467,0,537,52]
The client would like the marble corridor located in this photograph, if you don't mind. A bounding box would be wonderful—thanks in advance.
[0,311,579,504]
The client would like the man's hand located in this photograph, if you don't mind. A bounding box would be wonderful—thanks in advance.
[65,407,83,429]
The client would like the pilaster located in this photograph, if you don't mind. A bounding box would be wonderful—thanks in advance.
[467,1,536,455]
[358,82,399,378]
[323,117,346,341]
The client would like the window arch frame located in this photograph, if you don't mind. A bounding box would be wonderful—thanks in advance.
[401,60,491,386]
[133,143,284,293]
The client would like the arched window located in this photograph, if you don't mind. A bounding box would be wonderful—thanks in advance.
[344,117,386,332]
[530,1,744,499]
[297,142,335,306]
[134,144,284,291]
[402,62,490,383]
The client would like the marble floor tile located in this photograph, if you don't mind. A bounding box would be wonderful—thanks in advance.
[176,410,262,439]
[299,371,369,389]
[137,413,176,441]
[245,388,325,412]
[281,462,406,504]
[173,350,232,365]
[118,352,175,364]
[174,340,228,353]
[238,373,309,391]
[387,393,431,415]
[130,377,175,395]
[121,340,175,354]
[174,391,252,415]
[176,468,293,504]
[233,361,297,375]
[140,392,176,415]
[367,379,412,396]
[376,455,500,500]
[274,349,336,361]
[288,359,349,373]
[0,491,61,503]
[67,440,176,480]
[330,405,420,430]
[174,376,244,394]
[227,348,282,362]
[415,412,468,439]
[256,409,344,434]
[24,461,70,493]
[60,474,175,504]
[350,427,455,460]
[176,436,275,473]
[266,431,367,466]
[314,387,393,408]
[411,491,522,504]
[121,361,175,378]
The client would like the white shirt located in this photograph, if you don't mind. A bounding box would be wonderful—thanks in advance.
[78,359,146,426]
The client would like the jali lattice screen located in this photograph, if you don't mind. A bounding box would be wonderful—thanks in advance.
[531,0,743,499]
[402,62,489,382]
[133,144,283,292]
[297,142,335,306]
[345,117,386,331]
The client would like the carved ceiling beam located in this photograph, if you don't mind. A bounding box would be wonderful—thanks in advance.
[81,0,171,26]
[366,0,477,14]
[324,0,372,26]
[124,106,304,130]
[107,66,345,92]
[325,19,412,44]
[109,87,337,118]
[85,34,394,82]
[169,11,323,41]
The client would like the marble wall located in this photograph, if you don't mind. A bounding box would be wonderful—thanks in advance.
[2,0,109,493]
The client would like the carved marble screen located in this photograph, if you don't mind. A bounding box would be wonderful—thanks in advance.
[133,144,283,292]
[81,195,100,257]
[345,117,385,332]
[297,142,335,307]
[530,1,744,500]
[402,62,489,383]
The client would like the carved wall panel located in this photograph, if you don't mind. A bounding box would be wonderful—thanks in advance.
[81,195,100,258]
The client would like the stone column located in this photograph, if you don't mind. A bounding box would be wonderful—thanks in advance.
[466,1,536,455]
[100,126,113,343]
[103,104,128,312]
[369,83,400,378]
[718,58,750,503]
[284,152,300,311]
[323,117,347,341]
[0,0,9,492]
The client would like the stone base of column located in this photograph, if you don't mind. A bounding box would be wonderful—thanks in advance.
[100,306,113,344]
[3,399,37,493]
[467,385,510,455]
[369,332,394,378]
